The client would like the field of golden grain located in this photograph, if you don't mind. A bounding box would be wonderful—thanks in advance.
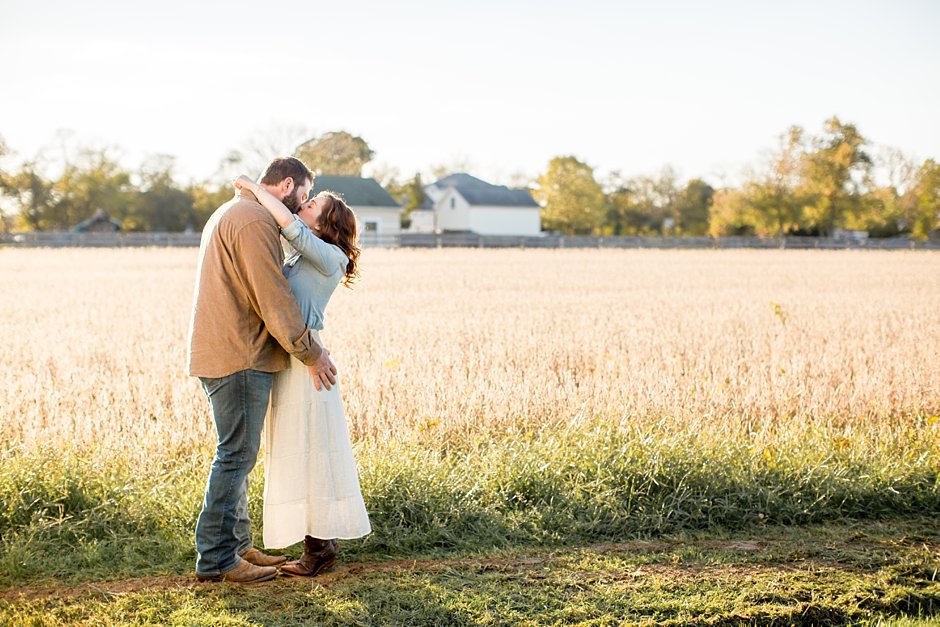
[0,247,937,459]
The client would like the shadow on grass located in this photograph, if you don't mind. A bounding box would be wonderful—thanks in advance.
[1,523,938,626]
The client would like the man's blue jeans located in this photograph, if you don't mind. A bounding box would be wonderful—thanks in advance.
[195,369,273,577]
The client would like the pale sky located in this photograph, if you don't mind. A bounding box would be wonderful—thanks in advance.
[2,0,938,187]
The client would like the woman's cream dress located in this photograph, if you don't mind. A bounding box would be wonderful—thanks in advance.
[262,216,371,548]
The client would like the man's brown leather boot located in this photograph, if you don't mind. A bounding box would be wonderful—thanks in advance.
[196,559,277,584]
[240,547,288,567]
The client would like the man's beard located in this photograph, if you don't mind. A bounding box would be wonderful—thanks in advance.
[282,191,301,213]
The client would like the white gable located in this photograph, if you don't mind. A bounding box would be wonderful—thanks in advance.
[434,188,472,232]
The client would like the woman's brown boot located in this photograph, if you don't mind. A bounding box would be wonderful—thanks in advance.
[280,536,338,577]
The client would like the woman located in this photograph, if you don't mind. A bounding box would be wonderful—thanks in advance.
[234,174,371,577]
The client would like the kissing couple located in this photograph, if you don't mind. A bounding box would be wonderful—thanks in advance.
[187,157,371,583]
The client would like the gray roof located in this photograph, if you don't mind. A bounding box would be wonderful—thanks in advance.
[312,175,400,208]
[432,173,539,208]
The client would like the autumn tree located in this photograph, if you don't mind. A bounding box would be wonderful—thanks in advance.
[370,164,426,228]
[0,139,222,232]
[3,161,54,231]
[533,156,606,234]
[707,188,757,236]
[674,179,714,235]
[604,168,683,235]
[124,155,196,231]
[45,148,133,230]
[0,134,8,190]
[2,146,133,230]
[857,146,923,237]
[0,136,10,232]
[909,159,940,240]
[187,182,233,231]
[294,131,375,176]
[602,172,640,235]
[799,117,872,235]
[397,173,427,229]
[746,126,806,236]
[651,167,682,233]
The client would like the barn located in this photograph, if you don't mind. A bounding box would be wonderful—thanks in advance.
[72,209,122,233]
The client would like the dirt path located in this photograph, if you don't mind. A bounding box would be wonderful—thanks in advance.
[0,539,777,603]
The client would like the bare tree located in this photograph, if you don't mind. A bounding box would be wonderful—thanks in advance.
[214,123,313,183]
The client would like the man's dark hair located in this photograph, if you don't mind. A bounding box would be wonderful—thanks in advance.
[259,157,313,188]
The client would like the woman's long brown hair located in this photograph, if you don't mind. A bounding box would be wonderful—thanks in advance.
[314,191,361,287]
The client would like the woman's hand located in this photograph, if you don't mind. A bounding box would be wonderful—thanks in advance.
[236,173,294,228]
[233,175,256,192]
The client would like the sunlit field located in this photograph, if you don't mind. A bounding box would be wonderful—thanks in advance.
[1,247,937,456]
[1,247,938,622]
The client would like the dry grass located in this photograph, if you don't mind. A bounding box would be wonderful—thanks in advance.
[0,247,937,458]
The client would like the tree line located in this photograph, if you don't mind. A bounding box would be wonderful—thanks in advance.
[535,118,938,239]
[0,131,425,234]
[0,118,937,239]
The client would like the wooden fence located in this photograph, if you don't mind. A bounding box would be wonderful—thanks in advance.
[1,231,204,247]
[1,231,937,250]
[400,234,940,250]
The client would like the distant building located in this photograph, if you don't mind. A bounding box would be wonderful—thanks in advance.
[312,175,401,245]
[418,173,541,236]
[832,228,869,243]
[72,209,121,233]
[406,204,436,234]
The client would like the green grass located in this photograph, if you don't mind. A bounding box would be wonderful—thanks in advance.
[1,426,937,586]
[0,426,937,623]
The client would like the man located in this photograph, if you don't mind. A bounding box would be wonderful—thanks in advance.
[187,157,337,584]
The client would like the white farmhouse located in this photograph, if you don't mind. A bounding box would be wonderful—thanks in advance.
[417,173,541,236]
[312,175,402,246]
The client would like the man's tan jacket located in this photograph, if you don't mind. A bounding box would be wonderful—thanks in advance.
[187,189,321,378]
